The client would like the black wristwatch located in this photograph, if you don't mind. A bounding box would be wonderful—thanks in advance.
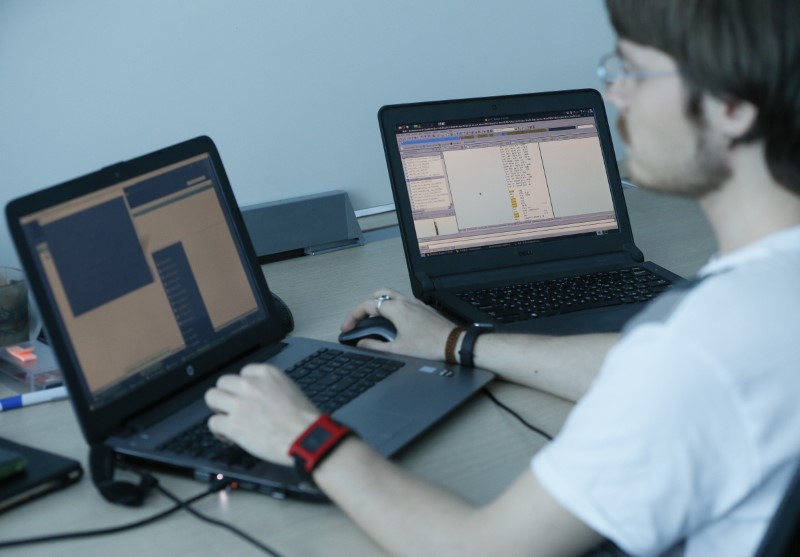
[458,323,494,367]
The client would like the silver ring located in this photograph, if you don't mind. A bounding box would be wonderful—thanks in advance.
[374,294,392,314]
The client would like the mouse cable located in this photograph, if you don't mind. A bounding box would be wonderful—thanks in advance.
[0,481,221,550]
[155,481,284,557]
[482,388,554,441]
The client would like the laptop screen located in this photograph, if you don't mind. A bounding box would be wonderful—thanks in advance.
[393,108,620,257]
[17,153,267,410]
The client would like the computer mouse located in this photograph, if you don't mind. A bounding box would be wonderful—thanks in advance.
[338,316,397,346]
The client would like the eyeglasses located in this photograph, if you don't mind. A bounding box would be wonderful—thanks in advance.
[597,51,683,86]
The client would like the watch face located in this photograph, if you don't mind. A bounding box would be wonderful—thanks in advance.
[300,426,334,453]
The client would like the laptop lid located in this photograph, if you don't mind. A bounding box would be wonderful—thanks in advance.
[5,136,287,446]
[7,136,495,502]
[379,89,640,297]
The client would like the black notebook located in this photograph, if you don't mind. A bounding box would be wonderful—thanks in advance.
[378,89,683,334]
[0,437,83,513]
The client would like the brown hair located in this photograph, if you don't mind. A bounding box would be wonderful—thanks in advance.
[605,0,800,195]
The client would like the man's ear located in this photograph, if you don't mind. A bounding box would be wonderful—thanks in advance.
[721,98,758,140]
[703,94,758,141]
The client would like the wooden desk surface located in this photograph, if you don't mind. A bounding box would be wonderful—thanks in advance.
[0,188,716,556]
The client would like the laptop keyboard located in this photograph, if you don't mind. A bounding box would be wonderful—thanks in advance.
[158,348,405,465]
[456,266,673,324]
[284,348,405,413]
[159,420,260,471]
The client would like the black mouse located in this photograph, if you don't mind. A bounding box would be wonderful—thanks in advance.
[338,316,397,346]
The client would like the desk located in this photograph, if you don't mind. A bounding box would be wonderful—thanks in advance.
[0,188,715,556]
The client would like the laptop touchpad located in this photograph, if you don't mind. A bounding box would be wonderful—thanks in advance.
[335,408,415,453]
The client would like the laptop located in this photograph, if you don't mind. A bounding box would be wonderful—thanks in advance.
[5,136,494,501]
[379,89,683,335]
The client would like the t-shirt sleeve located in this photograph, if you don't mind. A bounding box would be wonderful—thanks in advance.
[532,324,754,557]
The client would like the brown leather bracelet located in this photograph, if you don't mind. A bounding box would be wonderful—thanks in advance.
[444,326,467,364]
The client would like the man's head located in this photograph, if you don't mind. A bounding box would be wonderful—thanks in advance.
[604,0,800,197]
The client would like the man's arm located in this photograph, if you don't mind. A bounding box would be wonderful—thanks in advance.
[343,289,617,402]
[316,437,604,557]
[470,332,617,402]
[205,365,605,557]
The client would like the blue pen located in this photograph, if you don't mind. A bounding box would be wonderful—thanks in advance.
[0,386,69,411]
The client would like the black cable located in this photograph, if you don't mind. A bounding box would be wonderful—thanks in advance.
[0,478,283,555]
[0,484,216,549]
[155,482,284,557]
[482,387,554,441]
[0,476,284,556]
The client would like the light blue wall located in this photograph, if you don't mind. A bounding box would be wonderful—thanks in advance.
[0,0,618,266]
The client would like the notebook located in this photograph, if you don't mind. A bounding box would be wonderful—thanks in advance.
[379,89,683,334]
[5,136,494,501]
[0,437,83,513]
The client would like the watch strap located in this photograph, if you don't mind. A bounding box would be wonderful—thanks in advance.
[289,414,353,481]
[458,324,494,367]
[444,326,467,364]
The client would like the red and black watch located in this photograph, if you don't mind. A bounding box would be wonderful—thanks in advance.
[288,414,353,483]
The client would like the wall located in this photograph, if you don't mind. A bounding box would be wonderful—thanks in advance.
[0,0,618,266]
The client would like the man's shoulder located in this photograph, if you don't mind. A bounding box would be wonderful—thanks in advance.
[612,251,800,402]
[692,226,800,305]
[672,251,798,332]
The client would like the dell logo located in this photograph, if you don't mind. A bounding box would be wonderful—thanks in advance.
[186,365,195,377]
[518,249,535,256]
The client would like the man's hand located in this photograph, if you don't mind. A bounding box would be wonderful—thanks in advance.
[341,288,458,361]
[205,364,321,465]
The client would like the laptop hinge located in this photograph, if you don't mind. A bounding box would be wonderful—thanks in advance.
[623,242,645,262]
[412,271,436,300]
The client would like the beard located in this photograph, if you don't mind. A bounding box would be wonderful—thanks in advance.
[618,114,731,199]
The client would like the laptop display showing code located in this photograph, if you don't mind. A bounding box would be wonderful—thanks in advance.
[394,108,620,257]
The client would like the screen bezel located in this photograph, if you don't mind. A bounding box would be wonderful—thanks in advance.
[378,89,635,287]
[6,136,287,444]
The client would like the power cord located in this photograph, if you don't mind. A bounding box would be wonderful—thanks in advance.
[0,478,284,556]
[0,482,219,550]
[482,388,554,441]
[155,482,284,557]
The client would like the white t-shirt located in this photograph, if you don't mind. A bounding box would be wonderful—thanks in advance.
[533,226,800,557]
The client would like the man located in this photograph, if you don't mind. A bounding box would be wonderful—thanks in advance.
[205,0,800,554]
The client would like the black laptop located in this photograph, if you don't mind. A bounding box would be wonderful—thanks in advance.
[379,89,683,335]
[5,136,493,501]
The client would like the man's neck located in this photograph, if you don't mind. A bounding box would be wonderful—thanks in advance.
[699,143,800,255]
